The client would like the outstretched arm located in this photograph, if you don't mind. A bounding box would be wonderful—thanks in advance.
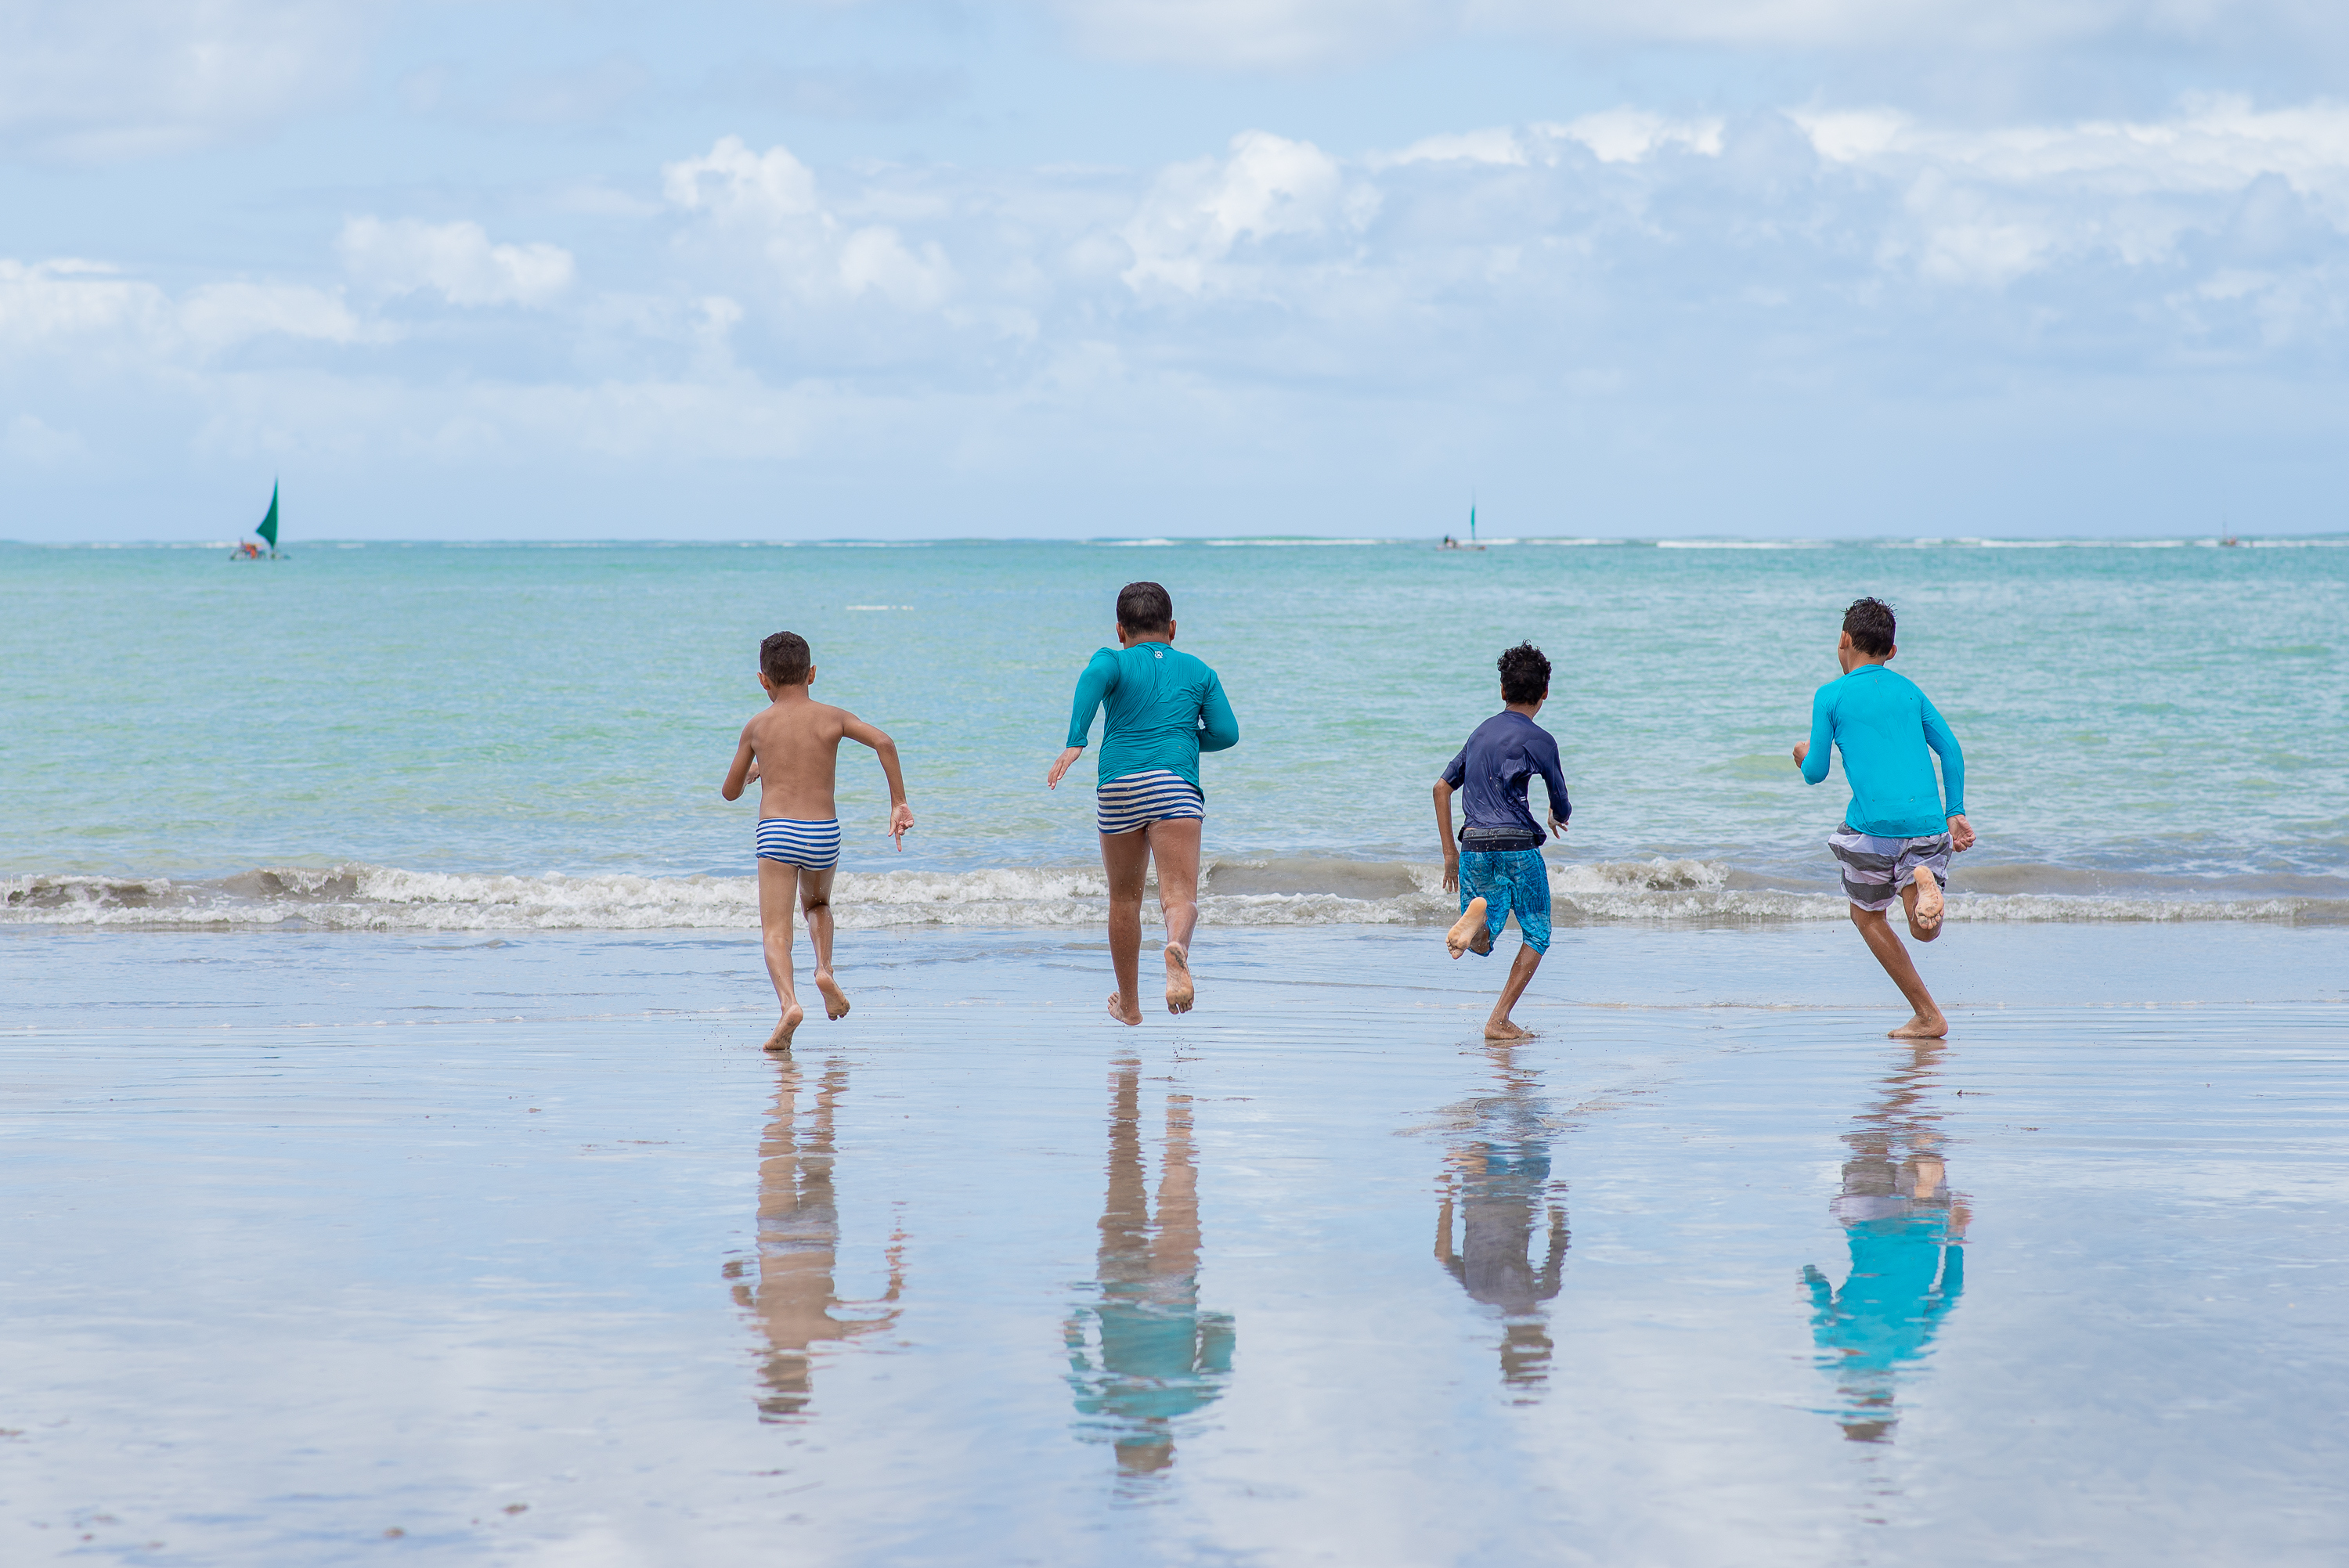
[1921,694,1972,849]
[1049,648,1119,789]
[840,712,914,849]
[1198,670,1239,752]
[1795,687,1835,783]
[720,725,757,802]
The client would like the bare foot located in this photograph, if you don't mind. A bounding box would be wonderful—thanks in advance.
[1485,1017,1535,1041]
[1107,992,1143,1027]
[1911,865,1944,933]
[764,1002,804,1052]
[1889,1011,1948,1040]
[1446,899,1490,959]
[1164,946,1194,1014]
[816,970,850,1021]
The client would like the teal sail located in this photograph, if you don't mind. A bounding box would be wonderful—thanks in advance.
[256,483,280,551]
[1469,503,1476,543]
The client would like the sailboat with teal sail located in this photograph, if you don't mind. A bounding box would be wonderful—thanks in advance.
[1441,493,1487,551]
[233,482,283,561]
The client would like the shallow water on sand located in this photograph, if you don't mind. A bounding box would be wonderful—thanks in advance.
[4,926,2346,1565]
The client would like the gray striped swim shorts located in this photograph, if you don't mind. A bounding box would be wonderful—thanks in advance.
[1095,769,1204,836]
[1828,824,1951,913]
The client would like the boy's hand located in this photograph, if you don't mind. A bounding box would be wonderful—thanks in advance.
[1442,856,1460,893]
[1548,815,1568,841]
[889,802,915,850]
[1948,813,1975,852]
[1046,747,1083,789]
[1792,741,1810,767]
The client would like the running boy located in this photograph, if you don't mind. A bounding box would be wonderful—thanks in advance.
[1793,597,1973,1040]
[1435,643,1571,1041]
[1047,582,1239,1025]
[721,631,915,1052]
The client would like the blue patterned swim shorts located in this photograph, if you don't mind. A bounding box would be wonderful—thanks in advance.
[1459,848,1552,954]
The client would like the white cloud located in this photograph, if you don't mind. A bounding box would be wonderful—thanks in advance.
[662,136,820,225]
[1045,0,2347,70]
[1547,109,1726,164]
[181,281,369,350]
[337,218,576,308]
[838,227,955,308]
[1378,128,1529,168]
[0,0,381,160]
[1121,130,1364,293]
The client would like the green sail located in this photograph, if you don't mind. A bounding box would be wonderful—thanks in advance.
[256,483,280,550]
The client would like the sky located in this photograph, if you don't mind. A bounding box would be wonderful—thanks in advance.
[5,0,2349,541]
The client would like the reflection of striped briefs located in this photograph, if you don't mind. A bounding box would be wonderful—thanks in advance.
[1095,770,1205,836]
[756,816,843,871]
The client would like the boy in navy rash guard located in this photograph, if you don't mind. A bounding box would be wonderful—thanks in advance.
[1434,643,1571,1041]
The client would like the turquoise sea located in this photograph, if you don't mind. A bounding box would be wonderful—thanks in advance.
[4,536,2345,929]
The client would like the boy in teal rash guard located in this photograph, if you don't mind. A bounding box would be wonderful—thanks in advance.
[1048,581,1240,1026]
[1794,597,1976,1040]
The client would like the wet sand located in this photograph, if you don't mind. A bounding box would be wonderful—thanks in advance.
[3,924,2346,1565]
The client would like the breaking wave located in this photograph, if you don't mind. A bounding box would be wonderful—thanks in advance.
[3,858,2340,932]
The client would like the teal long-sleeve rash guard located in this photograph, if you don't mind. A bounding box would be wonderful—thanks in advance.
[1066,642,1239,789]
[1800,664,1967,838]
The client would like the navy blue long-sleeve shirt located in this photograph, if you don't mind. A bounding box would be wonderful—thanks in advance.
[1441,711,1569,849]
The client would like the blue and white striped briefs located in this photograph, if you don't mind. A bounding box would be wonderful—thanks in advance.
[756,816,843,871]
[1095,770,1204,836]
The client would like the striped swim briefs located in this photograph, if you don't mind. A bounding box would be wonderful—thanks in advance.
[1828,824,1950,913]
[756,816,843,871]
[1095,769,1205,836]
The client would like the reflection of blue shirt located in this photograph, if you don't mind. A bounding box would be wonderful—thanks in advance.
[1442,711,1570,846]
[1803,1217,1964,1375]
[1799,665,1965,838]
[1066,1285,1235,1429]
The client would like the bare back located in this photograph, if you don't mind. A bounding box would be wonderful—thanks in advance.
[739,694,852,820]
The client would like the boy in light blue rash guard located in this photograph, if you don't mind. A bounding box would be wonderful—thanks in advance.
[1048,581,1240,1026]
[1794,597,1976,1040]
[1434,643,1571,1042]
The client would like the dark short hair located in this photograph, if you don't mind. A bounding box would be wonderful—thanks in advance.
[1843,597,1896,657]
[760,630,811,686]
[1498,642,1550,705]
[1117,581,1173,633]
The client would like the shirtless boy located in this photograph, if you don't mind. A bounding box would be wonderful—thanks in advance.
[1794,597,1974,1040]
[1435,643,1571,1041]
[721,631,915,1051]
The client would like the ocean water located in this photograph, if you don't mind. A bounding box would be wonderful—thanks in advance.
[3,536,2344,930]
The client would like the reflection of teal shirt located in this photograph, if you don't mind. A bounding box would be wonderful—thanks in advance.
[1799,665,1965,838]
[1071,1296,1236,1426]
[1065,643,1239,789]
[1803,1218,1964,1375]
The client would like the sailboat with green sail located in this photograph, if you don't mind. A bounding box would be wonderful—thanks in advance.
[233,482,283,560]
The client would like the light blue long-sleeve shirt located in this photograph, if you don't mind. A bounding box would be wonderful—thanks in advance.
[1799,664,1966,838]
[1065,641,1239,790]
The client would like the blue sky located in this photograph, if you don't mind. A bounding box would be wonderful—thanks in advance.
[5,0,2349,540]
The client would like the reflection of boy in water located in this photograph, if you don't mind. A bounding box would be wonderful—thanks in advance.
[1801,1043,1968,1443]
[1434,1044,1569,1391]
[724,1059,904,1420]
[1065,1060,1233,1476]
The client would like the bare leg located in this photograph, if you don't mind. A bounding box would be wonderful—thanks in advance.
[801,867,850,1020]
[1148,817,1202,1013]
[757,860,806,1051]
[1908,864,1944,936]
[1850,902,1947,1038]
[1486,943,1543,1040]
[1100,828,1147,1026]
[1446,897,1489,960]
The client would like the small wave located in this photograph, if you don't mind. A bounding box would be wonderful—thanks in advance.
[6,860,2341,932]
